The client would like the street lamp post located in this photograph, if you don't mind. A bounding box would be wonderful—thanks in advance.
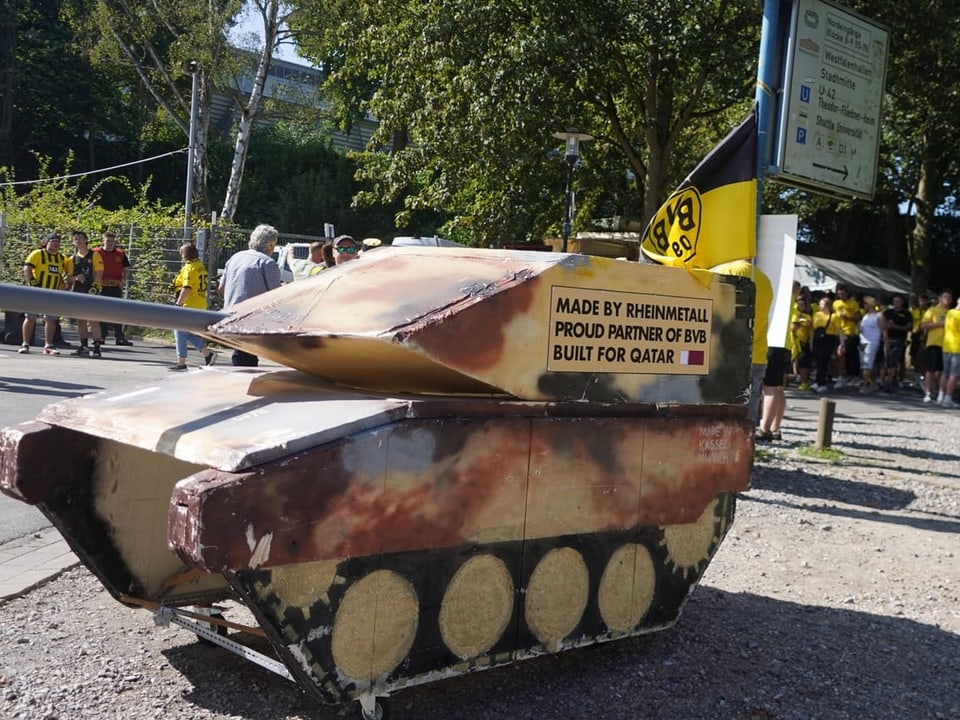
[552,128,592,253]
[184,61,200,240]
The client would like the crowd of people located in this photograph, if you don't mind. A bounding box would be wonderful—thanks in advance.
[16,225,366,369]
[17,228,133,357]
[787,282,960,406]
[24,231,956,401]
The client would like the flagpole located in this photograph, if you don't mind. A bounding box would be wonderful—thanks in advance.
[756,1,786,196]
[755,0,790,277]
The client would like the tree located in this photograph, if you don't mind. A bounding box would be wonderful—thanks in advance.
[219,0,295,222]
[770,0,960,295]
[236,122,355,232]
[871,0,960,295]
[0,0,110,175]
[62,0,290,224]
[293,0,759,245]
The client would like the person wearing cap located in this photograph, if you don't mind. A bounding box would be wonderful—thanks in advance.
[93,228,134,346]
[19,233,73,355]
[333,235,360,265]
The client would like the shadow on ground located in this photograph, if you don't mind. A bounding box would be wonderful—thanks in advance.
[161,588,960,720]
[750,463,960,533]
[751,463,916,510]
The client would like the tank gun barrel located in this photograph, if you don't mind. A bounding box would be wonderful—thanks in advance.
[0,284,227,334]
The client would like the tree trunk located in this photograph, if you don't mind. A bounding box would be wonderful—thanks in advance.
[193,73,214,219]
[883,194,907,273]
[643,137,670,226]
[908,130,938,296]
[220,0,279,223]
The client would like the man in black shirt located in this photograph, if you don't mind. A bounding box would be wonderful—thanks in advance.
[68,230,104,358]
[882,294,912,391]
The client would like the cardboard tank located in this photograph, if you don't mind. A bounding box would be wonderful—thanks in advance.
[0,246,756,718]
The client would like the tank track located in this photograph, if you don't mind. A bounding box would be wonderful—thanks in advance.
[228,493,736,705]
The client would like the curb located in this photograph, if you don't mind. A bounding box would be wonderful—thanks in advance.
[0,527,79,603]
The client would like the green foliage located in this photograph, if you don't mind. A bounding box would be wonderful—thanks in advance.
[0,161,186,306]
[61,0,251,217]
[295,0,759,246]
[233,122,402,238]
[0,0,119,178]
[797,445,845,464]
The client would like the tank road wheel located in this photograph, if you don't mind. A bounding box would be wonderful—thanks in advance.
[597,543,657,633]
[524,547,590,652]
[439,554,515,660]
[661,493,734,580]
[331,570,419,682]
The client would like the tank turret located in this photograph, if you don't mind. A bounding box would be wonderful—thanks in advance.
[0,246,756,717]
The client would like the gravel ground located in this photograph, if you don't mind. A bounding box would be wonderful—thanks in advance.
[1,398,958,720]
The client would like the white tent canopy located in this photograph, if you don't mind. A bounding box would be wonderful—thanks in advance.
[794,254,912,298]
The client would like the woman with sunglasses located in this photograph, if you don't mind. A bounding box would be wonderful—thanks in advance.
[333,235,360,265]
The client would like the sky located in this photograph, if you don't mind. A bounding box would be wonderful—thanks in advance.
[229,5,307,64]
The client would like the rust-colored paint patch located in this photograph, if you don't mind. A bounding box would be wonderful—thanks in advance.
[172,412,751,574]
[638,417,753,526]
[0,421,94,505]
[412,274,538,373]
[310,420,531,559]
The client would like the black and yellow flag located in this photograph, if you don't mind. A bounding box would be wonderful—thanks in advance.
[640,110,758,269]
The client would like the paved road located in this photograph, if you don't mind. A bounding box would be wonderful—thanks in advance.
[0,326,197,543]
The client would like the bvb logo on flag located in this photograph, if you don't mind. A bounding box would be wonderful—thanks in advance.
[642,187,703,265]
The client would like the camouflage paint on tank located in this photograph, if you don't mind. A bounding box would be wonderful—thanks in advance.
[210,247,752,403]
[32,369,413,472]
[0,420,228,605]
[0,364,750,601]
[167,408,752,573]
[171,406,748,704]
[0,248,759,711]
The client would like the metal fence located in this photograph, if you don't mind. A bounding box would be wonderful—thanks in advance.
[0,216,328,312]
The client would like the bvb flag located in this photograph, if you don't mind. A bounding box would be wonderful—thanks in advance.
[640,109,758,269]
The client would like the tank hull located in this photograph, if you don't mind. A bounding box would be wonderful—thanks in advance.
[1,369,751,705]
[0,249,758,708]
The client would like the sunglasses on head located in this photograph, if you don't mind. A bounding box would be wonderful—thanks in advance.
[336,245,358,254]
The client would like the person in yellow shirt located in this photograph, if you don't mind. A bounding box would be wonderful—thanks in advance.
[920,289,952,403]
[909,294,930,375]
[812,295,843,393]
[937,295,960,407]
[169,243,218,370]
[19,233,73,355]
[791,296,814,389]
[832,284,862,387]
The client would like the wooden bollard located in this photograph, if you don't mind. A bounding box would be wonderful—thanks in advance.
[815,397,836,450]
